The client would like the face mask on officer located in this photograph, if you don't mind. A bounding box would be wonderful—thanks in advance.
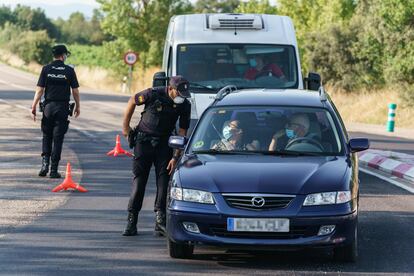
[173,96,185,104]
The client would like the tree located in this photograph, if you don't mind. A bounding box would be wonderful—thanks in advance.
[235,0,277,14]
[98,0,192,66]
[0,6,16,27]
[194,0,240,13]
[13,5,59,38]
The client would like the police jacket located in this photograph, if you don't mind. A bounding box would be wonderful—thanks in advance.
[134,87,191,137]
[37,60,79,102]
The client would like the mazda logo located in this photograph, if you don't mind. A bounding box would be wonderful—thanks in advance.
[251,196,265,207]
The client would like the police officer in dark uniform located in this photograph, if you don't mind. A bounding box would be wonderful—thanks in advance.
[122,75,191,236]
[31,45,80,178]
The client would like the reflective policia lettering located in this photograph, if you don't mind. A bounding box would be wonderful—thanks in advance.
[47,74,67,79]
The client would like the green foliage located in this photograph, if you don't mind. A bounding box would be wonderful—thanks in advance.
[54,10,109,45]
[0,6,16,27]
[194,0,240,13]
[98,0,192,67]
[12,5,59,38]
[235,0,277,14]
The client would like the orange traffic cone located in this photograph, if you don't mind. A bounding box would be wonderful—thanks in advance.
[52,162,88,192]
[107,134,132,157]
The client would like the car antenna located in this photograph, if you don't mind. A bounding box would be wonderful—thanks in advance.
[215,85,238,101]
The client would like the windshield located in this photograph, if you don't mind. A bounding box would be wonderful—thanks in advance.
[177,44,298,92]
[188,106,343,156]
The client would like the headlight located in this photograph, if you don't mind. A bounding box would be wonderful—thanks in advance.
[303,191,352,206]
[170,187,214,204]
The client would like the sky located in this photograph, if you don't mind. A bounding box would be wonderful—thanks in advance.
[1,0,277,20]
[1,0,100,19]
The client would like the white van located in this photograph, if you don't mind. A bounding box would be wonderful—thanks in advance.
[157,13,305,123]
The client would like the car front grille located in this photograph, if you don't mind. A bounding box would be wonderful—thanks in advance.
[222,194,295,211]
[209,225,317,239]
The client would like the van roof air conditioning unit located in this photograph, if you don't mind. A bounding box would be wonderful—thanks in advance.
[208,14,263,30]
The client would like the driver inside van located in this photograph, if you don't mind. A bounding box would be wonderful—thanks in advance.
[268,113,310,151]
[244,54,285,80]
[211,120,260,151]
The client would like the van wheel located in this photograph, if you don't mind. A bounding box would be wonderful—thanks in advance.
[334,227,358,262]
[168,239,194,259]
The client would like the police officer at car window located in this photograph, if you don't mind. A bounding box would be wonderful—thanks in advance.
[31,44,80,178]
[122,75,191,236]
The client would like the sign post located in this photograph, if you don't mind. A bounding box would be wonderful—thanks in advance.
[123,51,138,93]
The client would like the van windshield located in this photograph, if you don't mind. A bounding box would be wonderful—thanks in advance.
[177,44,298,93]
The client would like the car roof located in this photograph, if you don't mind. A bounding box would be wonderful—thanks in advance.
[212,89,326,108]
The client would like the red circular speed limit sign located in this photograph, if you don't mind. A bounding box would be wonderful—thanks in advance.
[124,51,138,65]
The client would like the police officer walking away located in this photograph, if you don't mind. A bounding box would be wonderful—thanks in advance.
[122,76,191,236]
[31,45,80,178]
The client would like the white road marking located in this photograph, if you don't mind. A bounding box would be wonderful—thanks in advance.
[0,78,33,91]
[360,167,414,194]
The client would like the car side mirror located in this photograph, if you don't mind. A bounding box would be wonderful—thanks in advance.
[305,72,321,91]
[153,71,168,87]
[168,136,188,149]
[348,138,370,153]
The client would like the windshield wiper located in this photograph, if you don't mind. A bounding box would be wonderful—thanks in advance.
[189,82,217,91]
[250,150,323,156]
[192,149,255,155]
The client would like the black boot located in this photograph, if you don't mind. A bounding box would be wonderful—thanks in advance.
[49,161,61,179]
[38,156,50,177]
[154,210,166,236]
[122,212,138,236]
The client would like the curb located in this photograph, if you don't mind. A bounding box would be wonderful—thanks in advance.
[358,150,414,182]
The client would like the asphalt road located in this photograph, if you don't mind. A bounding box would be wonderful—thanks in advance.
[0,63,413,275]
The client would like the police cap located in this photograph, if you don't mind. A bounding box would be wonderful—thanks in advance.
[169,75,190,98]
[52,45,71,57]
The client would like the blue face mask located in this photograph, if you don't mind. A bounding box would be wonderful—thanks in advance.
[285,128,297,139]
[249,58,257,68]
[223,125,232,140]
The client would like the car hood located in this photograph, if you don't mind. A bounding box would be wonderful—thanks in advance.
[177,155,350,195]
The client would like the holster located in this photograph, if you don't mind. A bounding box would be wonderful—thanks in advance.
[128,128,138,149]
[39,101,45,112]
[135,131,161,148]
[69,102,75,117]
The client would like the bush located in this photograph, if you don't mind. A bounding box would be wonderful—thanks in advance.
[0,23,54,64]
[11,30,53,64]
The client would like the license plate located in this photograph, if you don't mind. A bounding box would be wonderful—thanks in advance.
[227,218,289,232]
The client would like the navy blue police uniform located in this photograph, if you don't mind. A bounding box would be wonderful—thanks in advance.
[128,86,190,219]
[37,57,79,176]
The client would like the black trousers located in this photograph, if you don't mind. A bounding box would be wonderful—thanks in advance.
[128,139,173,214]
[41,102,69,163]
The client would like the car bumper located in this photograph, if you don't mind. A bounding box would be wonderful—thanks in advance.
[167,207,357,250]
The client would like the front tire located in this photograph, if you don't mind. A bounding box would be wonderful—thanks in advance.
[168,238,194,259]
[334,226,358,262]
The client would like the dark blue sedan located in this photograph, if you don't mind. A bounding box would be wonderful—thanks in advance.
[167,89,369,262]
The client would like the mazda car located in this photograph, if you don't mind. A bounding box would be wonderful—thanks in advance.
[166,88,369,262]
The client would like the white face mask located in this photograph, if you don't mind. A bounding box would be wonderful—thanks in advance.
[173,96,185,104]
[62,54,67,62]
